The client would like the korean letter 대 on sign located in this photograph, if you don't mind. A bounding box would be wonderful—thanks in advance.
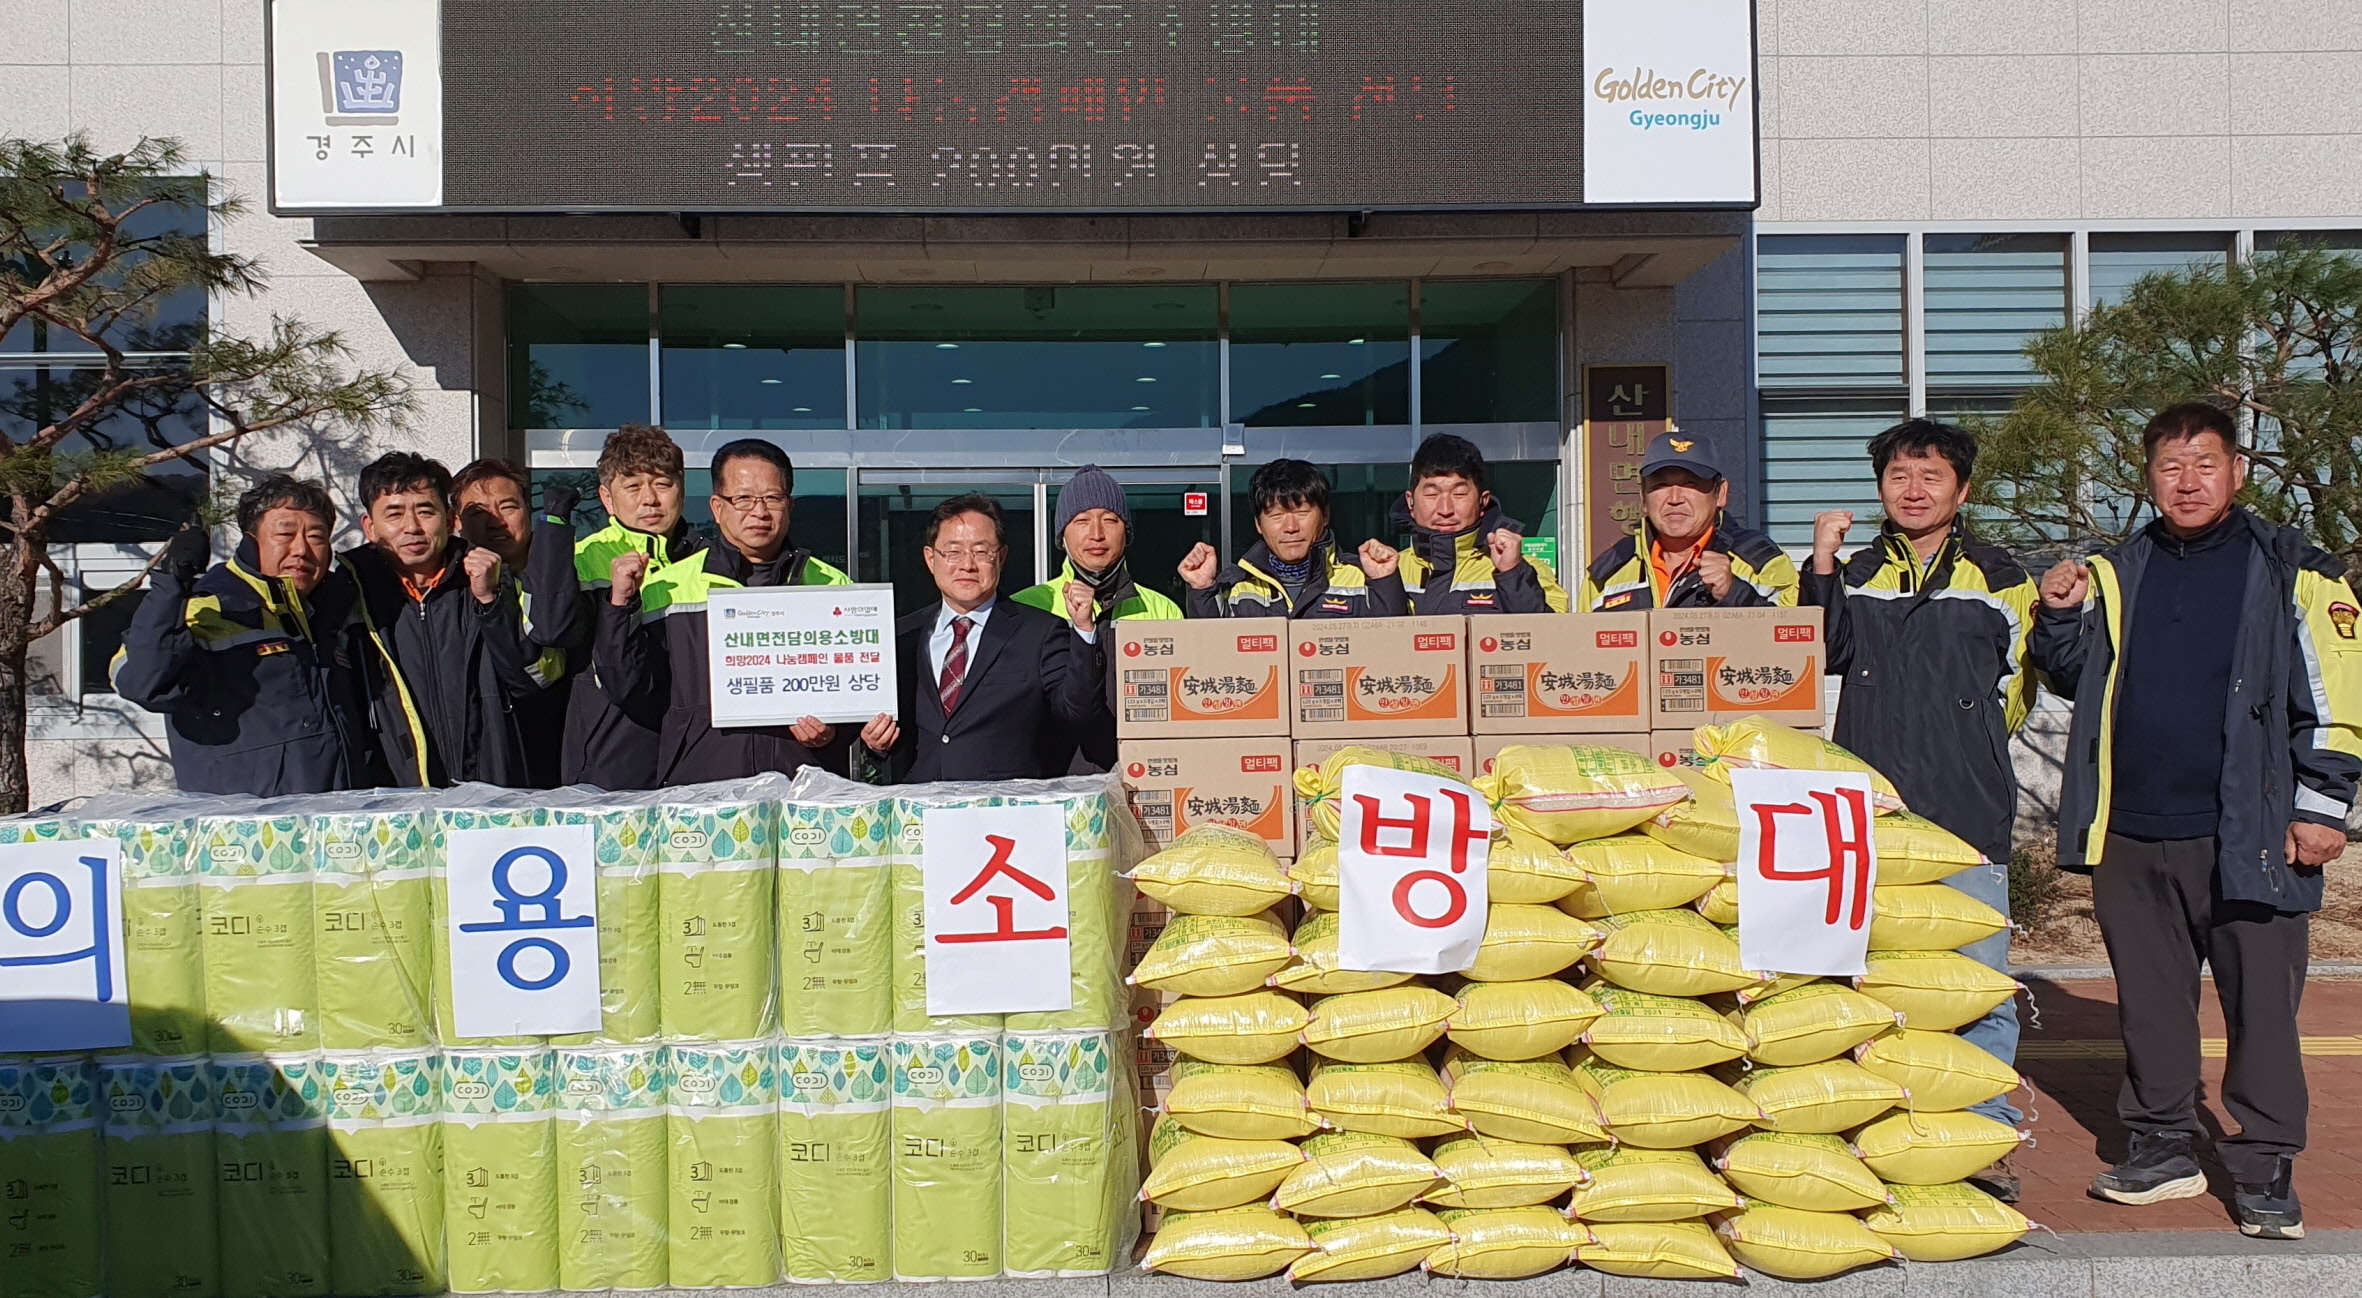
[445,824,602,1037]
[1336,764,1492,975]
[1731,768,1879,976]
[0,838,130,1051]
[920,803,1072,1017]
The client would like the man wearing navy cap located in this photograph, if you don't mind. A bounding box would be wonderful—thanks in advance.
[1577,432,1798,610]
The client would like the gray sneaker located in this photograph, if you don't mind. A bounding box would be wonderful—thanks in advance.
[2089,1130,2208,1205]
[2234,1157,2303,1240]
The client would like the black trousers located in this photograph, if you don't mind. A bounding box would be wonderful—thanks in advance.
[2093,833,2310,1180]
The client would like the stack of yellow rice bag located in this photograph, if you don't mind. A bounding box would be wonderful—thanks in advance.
[1133,720,2033,1284]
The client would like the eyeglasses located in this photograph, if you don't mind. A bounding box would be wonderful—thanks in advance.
[929,546,1003,564]
[715,493,788,513]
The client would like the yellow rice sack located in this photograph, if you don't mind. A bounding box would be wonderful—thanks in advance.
[1273,1132,1442,1218]
[1475,745,1693,845]
[1579,985,1749,1072]
[1307,1061,1464,1140]
[1302,985,1457,1063]
[1851,1110,2025,1185]
[1442,1049,1609,1144]
[1448,978,1604,1061]
[1271,911,1414,996]
[1568,1146,1743,1223]
[1559,835,1726,917]
[1147,990,1311,1065]
[1692,718,1905,813]
[1141,1205,1315,1281]
[1727,1059,1905,1134]
[1467,905,1604,982]
[1860,1181,2030,1262]
[1868,885,2009,952]
[1569,1053,1759,1149]
[1288,1208,1454,1284]
[1738,983,1904,1067]
[1424,1207,1589,1279]
[1577,1221,1740,1280]
[1586,908,1755,997]
[1854,951,2019,1031]
[1132,824,1297,916]
[1711,1202,1898,1280]
[1711,1132,1889,1212]
[1697,875,1739,924]
[1141,1119,1306,1211]
[1296,746,1473,842]
[1130,911,1295,996]
[1423,1136,1586,1210]
[1642,766,1741,861]
[1162,1060,1324,1141]
[1486,827,1589,904]
[1732,961,1821,1005]
[1284,838,1340,910]
[1874,812,1983,885]
[1854,1030,2019,1113]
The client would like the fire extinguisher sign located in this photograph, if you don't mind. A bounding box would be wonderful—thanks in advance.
[1335,765,1492,975]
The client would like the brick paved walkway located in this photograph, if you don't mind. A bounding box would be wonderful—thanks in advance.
[2013,973,2362,1234]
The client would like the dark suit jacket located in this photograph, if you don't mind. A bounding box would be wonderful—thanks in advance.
[875,598,1105,783]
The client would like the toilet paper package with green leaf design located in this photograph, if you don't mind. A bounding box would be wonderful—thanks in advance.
[776,794,895,1037]
[211,1053,332,1298]
[318,1051,444,1296]
[778,1036,892,1282]
[73,797,210,1057]
[665,1040,782,1288]
[1004,787,1141,1033]
[656,779,784,1043]
[1002,1030,1131,1278]
[553,1045,670,1291]
[198,808,319,1054]
[99,1055,220,1298]
[0,1055,104,1298]
[548,792,664,1045]
[312,799,436,1050]
[891,1034,1003,1281]
[888,794,1005,1035]
[433,796,550,1048]
[440,1047,559,1293]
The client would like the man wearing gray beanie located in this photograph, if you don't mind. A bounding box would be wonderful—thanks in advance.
[1014,464,1182,771]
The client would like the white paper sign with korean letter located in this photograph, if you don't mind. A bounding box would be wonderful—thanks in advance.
[921,803,1072,1016]
[0,839,130,1052]
[1337,765,1492,975]
[707,583,897,727]
[446,825,602,1037]
[1732,768,1880,976]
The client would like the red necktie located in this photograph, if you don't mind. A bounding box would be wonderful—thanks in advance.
[938,615,973,714]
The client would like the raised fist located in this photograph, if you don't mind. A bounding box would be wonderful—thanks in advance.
[1178,542,1220,590]
[610,550,651,607]
[463,546,503,604]
[2039,560,2089,610]
[1358,538,1400,579]
[1485,527,1524,574]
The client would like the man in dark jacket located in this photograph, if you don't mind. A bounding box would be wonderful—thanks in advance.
[1804,418,2040,1201]
[1579,433,1798,610]
[857,494,1105,783]
[113,475,377,795]
[1178,459,1406,619]
[453,456,572,788]
[599,439,850,786]
[343,453,542,787]
[2032,402,2362,1239]
[1395,434,1571,615]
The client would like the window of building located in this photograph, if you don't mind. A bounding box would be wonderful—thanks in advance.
[1228,282,1410,427]
[854,285,1218,430]
[1756,235,1906,389]
[2089,233,2232,308]
[1759,399,1904,545]
[509,284,651,429]
[1418,279,1559,425]
[659,285,845,430]
[1922,234,2069,391]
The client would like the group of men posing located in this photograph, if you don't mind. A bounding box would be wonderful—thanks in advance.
[116,406,2359,1240]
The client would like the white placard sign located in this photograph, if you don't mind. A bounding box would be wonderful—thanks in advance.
[445,825,602,1038]
[0,839,130,1052]
[1583,0,1758,205]
[921,804,1072,1017]
[1732,768,1879,977]
[269,0,445,210]
[1337,765,1492,975]
[707,583,897,727]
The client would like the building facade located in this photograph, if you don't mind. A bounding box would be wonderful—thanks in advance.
[7,0,2360,804]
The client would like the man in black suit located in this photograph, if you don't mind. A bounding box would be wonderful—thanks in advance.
[857,493,1106,782]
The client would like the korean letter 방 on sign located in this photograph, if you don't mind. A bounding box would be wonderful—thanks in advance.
[920,804,1072,1017]
[445,825,602,1037]
[1731,768,1879,976]
[0,838,129,1051]
[1336,764,1492,975]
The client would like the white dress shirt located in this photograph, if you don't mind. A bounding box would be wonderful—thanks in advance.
[927,595,1096,683]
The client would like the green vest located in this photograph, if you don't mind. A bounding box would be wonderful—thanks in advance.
[1012,559,1184,623]
[638,546,852,619]
[572,518,683,590]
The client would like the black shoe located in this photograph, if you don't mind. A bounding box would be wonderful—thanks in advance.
[2090,1130,2208,1205]
[2234,1158,2304,1239]
[1967,1156,2022,1204]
